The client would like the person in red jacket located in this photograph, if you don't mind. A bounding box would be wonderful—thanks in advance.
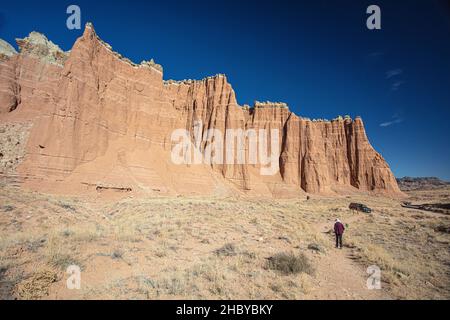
[334,218,345,249]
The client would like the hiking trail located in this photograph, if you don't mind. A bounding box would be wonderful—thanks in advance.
[305,215,391,299]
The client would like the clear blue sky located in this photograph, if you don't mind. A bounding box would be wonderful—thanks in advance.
[1,0,449,180]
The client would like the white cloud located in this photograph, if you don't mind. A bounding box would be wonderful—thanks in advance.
[386,69,403,79]
[391,81,405,91]
[380,115,403,127]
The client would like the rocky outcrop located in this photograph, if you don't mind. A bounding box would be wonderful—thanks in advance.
[0,32,63,115]
[0,23,402,197]
[0,39,18,58]
[15,32,68,66]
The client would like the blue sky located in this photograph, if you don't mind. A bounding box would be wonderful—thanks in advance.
[1,0,449,179]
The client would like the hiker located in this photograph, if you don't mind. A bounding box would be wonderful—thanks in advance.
[334,218,345,249]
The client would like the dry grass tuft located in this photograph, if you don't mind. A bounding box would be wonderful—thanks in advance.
[267,252,314,275]
[214,243,237,257]
[1,205,15,212]
[15,270,58,299]
[111,249,124,259]
[45,236,82,270]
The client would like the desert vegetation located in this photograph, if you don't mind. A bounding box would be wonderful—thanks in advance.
[0,179,449,300]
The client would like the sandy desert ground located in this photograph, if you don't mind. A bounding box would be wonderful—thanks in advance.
[0,178,449,300]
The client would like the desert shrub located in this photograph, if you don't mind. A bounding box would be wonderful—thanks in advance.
[1,205,15,212]
[214,243,237,257]
[434,225,450,234]
[48,252,82,270]
[61,229,73,237]
[15,270,58,299]
[58,202,76,212]
[111,249,124,259]
[0,257,9,278]
[267,252,314,275]
[45,236,82,270]
[26,238,46,252]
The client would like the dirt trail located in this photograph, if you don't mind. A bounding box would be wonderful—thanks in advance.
[305,216,391,300]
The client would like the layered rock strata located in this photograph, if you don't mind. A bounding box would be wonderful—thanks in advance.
[0,24,402,197]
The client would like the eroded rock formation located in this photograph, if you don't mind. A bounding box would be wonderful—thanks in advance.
[0,23,402,197]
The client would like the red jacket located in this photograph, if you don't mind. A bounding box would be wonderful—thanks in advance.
[334,222,345,235]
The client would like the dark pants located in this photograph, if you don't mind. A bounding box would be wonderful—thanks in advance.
[335,233,343,248]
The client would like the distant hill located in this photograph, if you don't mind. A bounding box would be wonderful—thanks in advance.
[396,177,449,191]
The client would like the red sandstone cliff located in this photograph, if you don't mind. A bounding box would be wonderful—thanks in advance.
[0,24,402,197]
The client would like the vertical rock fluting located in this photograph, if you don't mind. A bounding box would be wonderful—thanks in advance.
[0,24,402,196]
[279,116,399,194]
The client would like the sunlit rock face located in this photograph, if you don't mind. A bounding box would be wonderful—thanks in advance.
[0,23,402,197]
